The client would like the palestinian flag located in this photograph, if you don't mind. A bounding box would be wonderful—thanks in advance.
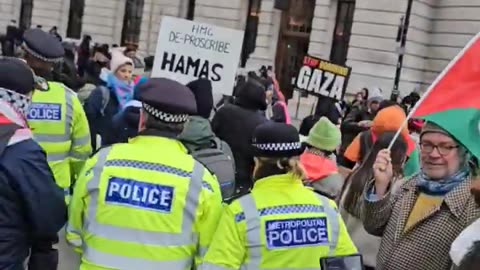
[412,33,480,158]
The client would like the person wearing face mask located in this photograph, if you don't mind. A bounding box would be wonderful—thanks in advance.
[84,49,135,150]
[0,57,66,270]
[23,29,92,203]
[362,121,480,270]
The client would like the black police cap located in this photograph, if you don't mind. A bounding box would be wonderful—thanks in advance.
[23,29,64,63]
[137,78,197,123]
[0,57,36,94]
[252,122,302,158]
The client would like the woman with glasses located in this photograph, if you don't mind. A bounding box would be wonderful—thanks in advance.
[361,121,480,270]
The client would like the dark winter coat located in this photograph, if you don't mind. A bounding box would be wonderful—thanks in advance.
[212,81,268,192]
[340,105,375,154]
[111,101,141,144]
[0,140,66,270]
[84,84,121,150]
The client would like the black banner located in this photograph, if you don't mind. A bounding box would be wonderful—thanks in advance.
[295,56,352,102]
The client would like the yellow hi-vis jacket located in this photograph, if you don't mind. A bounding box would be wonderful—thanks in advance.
[28,81,92,200]
[201,173,358,270]
[67,135,224,270]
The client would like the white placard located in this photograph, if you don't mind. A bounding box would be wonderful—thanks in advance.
[152,16,244,97]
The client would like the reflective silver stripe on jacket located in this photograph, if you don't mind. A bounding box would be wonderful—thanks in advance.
[47,152,70,162]
[83,148,205,267]
[317,194,339,255]
[238,195,262,270]
[237,193,340,270]
[33,87,73,144]
[85,246,192,269]
[200,262,236,270]
[71,134,90,148]
[199,246,209,258]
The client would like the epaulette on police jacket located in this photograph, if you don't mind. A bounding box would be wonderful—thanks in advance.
[224,191,251,204]
[312,189,335,200]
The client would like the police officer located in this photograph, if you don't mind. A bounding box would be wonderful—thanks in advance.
[22,28,92,202]
[67,78,223,269]
[201,122,358,269]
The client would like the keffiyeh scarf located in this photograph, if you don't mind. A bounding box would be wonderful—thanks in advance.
[0,87,31,118]
[0,87,33,154]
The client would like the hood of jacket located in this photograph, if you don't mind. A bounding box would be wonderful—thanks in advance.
[300,151,338,181]
[179,116,215,151]
[234,81,267,111]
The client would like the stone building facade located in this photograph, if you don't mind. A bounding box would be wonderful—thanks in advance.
[2,0,479,97]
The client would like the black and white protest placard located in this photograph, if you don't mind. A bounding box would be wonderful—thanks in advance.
[295,56,352,101]
[152,17,244,97]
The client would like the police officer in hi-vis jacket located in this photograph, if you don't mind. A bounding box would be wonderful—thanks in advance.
[67,78,223,270]
[201,122,357,270]
[23,28,92,203]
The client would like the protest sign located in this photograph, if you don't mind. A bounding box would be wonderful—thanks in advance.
[152,16,244,97]
[295,56,352,101]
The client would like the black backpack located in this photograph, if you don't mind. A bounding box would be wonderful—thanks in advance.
[191,138,236,201]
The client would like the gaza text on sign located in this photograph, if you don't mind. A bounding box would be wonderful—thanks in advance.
[152,17,244,97]
[295,56,352,101]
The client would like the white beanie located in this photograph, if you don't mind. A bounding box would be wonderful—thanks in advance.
[110,50,134,73]
[368,86,384,103]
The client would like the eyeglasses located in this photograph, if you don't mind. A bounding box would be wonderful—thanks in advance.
[419,142,459,156]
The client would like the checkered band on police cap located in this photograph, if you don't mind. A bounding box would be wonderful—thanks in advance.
[143,103,189,123]
[22,42,64,63]
[253,142,302,152]
[252,122,303,158]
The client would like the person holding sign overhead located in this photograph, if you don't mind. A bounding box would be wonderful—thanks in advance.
[201,122,357,270]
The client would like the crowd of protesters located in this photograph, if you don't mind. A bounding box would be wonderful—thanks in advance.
[0,26,479,270]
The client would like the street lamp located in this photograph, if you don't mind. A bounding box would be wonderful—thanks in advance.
[391,0,413,102]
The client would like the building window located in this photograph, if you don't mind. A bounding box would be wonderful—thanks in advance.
[186,0,196,20]
[19,0,33,30]
[330,0,356,65]
[240,0,262,67]
[66,0,85,39]
[121,0,144,47]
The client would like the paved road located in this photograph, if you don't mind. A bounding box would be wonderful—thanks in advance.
[57,230,80,270]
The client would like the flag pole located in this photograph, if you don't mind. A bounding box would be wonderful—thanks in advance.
[387,32,480,150]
